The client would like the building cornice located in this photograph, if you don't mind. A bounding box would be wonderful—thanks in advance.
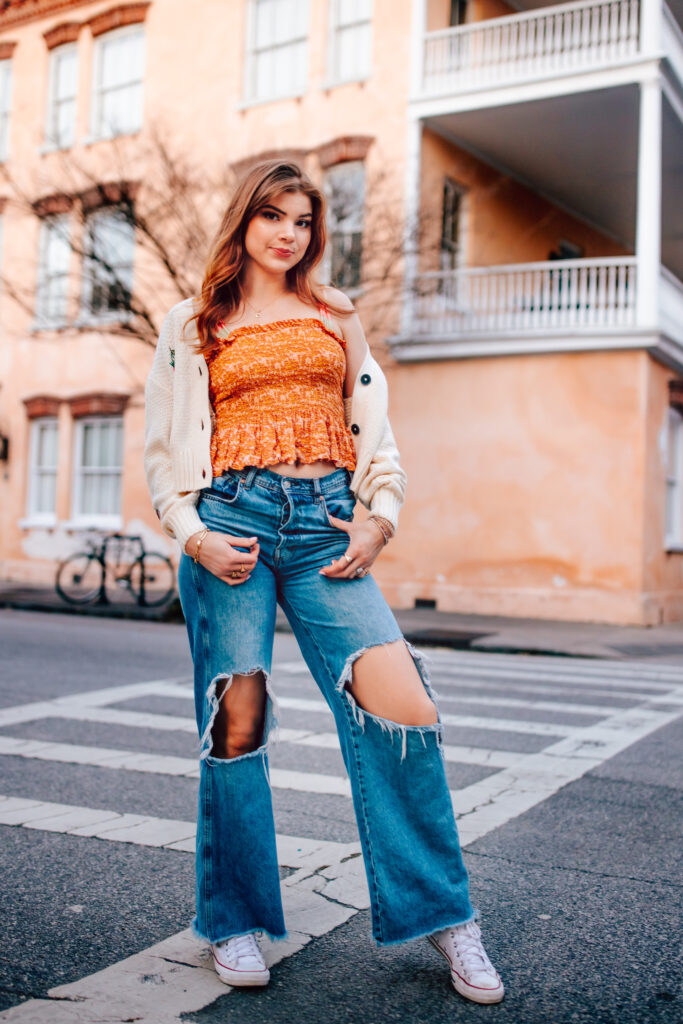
[316,134,374,169]
[87,2,149,37]
[0,1,98,31]
[43,19,81,48]
[23,394,61,418]
[32,191,73,216]
[68,392,129,416]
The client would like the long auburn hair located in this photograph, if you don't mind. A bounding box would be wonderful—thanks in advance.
[190,160,347,358]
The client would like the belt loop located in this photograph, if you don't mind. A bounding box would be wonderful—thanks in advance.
[244,467,257,489]
[312,477,322,498]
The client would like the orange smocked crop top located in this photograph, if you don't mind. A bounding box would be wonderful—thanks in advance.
[207,315,357,475]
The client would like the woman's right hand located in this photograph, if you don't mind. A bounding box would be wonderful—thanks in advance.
[185,531,259,585]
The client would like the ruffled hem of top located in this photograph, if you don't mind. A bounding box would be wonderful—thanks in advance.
[211,413,357,474]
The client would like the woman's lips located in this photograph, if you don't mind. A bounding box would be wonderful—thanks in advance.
[271,248,294,257]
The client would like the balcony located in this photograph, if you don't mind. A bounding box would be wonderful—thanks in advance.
[417,0,683,110]
[390,257,683,363]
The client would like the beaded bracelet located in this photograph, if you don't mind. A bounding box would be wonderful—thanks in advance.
[192,528,210,564]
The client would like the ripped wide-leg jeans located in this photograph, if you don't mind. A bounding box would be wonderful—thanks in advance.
[178,467,474,948]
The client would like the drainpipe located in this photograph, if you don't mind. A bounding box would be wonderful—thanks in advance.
[401,0,428,336]
[635,0,662,328]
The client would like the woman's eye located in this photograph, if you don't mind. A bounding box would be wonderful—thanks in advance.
[263,211,278,220]
[298,220,311,229]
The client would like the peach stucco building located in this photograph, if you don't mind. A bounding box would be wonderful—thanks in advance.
[0,0,681,624]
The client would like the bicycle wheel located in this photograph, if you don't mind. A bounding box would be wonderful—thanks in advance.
[129,553,176,607]
[56,553,104,605]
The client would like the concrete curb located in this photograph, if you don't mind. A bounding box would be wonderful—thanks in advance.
[2,585,683,663]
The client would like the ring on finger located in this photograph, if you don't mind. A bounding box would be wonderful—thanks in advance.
[343,554,353,565]
[230,571,241,579]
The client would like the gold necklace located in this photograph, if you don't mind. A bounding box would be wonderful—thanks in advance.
[244,293,285,320]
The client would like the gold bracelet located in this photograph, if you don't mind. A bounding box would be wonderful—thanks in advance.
[368,516,394,546]
[192,528,210,564]
[370,514,395,537]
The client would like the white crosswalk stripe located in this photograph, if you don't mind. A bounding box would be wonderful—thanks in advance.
[0,649,681,1024]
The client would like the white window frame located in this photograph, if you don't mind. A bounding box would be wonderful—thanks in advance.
[322,160,365,293]
[437,177,469,312]
[665,407,683,549]
[440,177,468,274]
[327,0,373,86]
[80,205,135,324]
[26,417,59,526]
[243,0,309,105]
[35,214,71,328]
[71,415,123,529]
[45,43,78,150]
[0,58,13,161]
[90,25,145,140]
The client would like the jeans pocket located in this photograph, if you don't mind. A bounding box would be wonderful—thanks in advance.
[206,474,242,506]
[321,491,356,528]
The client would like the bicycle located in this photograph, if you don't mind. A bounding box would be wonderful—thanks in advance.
[55,534,176,608]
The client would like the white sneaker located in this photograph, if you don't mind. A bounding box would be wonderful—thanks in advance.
[428,921,504,1004]
[212,932,270,987]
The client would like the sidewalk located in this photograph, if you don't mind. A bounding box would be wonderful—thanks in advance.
[2,581,683,664]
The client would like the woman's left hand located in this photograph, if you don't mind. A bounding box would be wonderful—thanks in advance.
[319,517,385,580]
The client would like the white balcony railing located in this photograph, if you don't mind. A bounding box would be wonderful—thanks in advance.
[422,0,640,96]
[660,266,683,348]
[409,257,638,335]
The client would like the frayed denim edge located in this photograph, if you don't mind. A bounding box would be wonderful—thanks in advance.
[191,918,289,945]
[199,666,279,766]
[335,638,444,762]
[372,908,480,948]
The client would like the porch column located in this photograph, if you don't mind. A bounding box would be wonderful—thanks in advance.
[635,0,662,326]
[409,0,427,98]
[401,117,423,334]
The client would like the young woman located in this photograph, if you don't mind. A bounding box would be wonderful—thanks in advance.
[144,160,504,1005]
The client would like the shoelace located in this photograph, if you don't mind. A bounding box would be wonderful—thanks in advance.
[450,925,494,975]
[226,933,262,963]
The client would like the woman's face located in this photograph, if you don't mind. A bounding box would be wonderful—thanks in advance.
[244,190,313,275]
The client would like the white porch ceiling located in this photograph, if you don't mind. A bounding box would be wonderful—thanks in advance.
[662,93,683,276]
[426,84,683,280]
[509,0,683,17]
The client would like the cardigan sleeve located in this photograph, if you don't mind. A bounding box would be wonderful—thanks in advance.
[344,396,407,528]
[355,417,406,526]
[144,309,204,550]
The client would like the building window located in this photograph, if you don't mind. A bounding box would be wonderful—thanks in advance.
[0,58,12,161]
[36,215,71,327]
[91,26,145,139]
[45,44,78,149]
[73,415,123,523]
[81,205,135,321]
[450,0,468,26]
[665,408,683,548]
[328,0,372,84]
[324,160,365,291]
[440,177,465,272]
[244,0,309,104]
[27,418,59,522]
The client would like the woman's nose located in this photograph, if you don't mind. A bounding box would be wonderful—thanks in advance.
[279,222,295,241]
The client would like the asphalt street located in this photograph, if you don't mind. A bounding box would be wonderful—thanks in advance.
[0,608,681,1024]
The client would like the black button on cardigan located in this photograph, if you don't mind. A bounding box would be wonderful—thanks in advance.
[351,424,360,435]
[360,373,371,385]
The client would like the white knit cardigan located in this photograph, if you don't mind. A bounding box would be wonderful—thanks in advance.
[144,298,407,551]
